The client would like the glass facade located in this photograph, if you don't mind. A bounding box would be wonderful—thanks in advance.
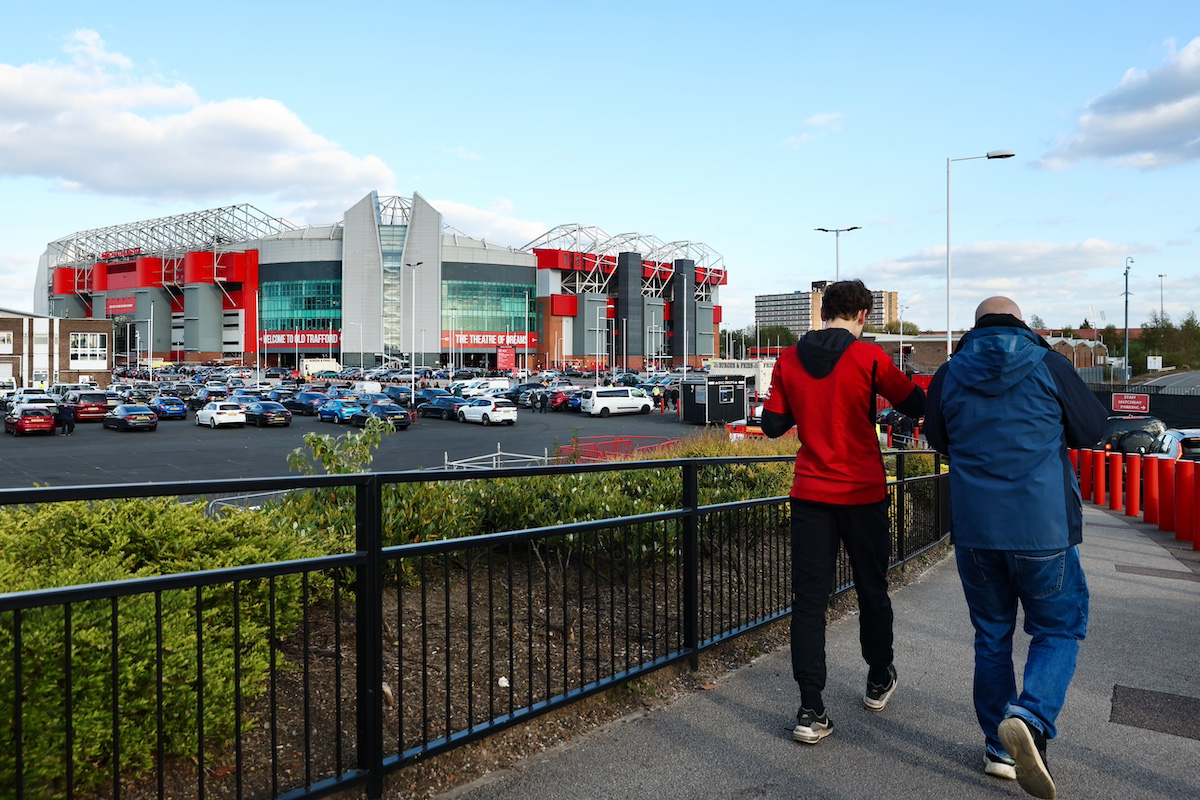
[260,280,341,331]
[442,281,535,337]
[380,225,408,357]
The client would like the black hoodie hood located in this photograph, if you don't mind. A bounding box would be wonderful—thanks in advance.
[797,328,857,378]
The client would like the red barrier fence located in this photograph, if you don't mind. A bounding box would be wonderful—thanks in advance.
[1065,449,1199,551]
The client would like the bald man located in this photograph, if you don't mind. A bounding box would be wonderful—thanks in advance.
[925,297,1106,799]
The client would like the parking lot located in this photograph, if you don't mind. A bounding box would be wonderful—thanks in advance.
[0,404,703,489]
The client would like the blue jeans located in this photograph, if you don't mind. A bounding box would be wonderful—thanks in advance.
[955,545,1088,756]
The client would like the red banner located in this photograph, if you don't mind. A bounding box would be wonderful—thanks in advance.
[441,330,538,349]
[105,297,136,315]
[261,330,341,347]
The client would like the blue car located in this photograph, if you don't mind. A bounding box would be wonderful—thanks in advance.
[317,399,362,424]
[147,394,188,420]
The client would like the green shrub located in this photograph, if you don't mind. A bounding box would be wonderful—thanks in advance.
[0,498,320,795]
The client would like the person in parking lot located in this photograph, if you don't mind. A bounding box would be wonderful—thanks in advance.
[59,402,76,436]
[924,296,1106,797]
[761,279,925,745]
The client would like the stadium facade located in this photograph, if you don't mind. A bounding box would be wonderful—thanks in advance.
[36,191,727,373]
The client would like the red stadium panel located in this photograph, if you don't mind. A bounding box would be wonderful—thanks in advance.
[550,294,579,316]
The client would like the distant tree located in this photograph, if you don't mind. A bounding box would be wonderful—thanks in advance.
[758,325,798,349]
[1079,318,1093,330]
[881,320,920,335]
[1028,314,1046,330]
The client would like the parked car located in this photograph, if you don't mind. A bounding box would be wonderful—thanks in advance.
[188,387,228,410]
[412,387,451,406]
[281,391,329,416]
[384,385,415,406]
[103,404,158,432]
[65,390,111,421]
[4,406,56,436]
[457,397,518,426]
[1150,428,1200,461]
[266,388,296,402]
[317,399,362,424]
[351,402,411,430]
[195,402,246,429]
[460,378,512,398]
[244,401,292,427]
[147,394,189,420]
[264,367,291,378]
[416,396,470,420]
[611,373,642,387]
[1099,414,1166,454]
[580,387,653,417]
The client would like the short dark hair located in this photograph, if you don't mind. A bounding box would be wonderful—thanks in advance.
[821,279,873,321]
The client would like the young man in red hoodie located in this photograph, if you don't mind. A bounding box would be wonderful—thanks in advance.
[761,279,925,744]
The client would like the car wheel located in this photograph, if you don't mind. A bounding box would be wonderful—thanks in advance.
[482,414,491,426]
[599,408,610,418]
[195,416,202,426]
[457,411,466,422]
[442,409,451,420]
[640,404,651,414]
[209,418,217,429]
[149,425,157,432]
[506,419,515,426]
[284,422,291,427]
[334,415,342,424]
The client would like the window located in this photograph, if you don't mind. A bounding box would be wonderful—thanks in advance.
[69,332,108,368]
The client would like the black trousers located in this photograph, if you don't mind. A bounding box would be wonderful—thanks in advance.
[790,498,893,694]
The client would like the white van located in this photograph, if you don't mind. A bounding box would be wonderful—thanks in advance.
[352,380,383,395]
[580,386,653,417]
[460,378,512,398]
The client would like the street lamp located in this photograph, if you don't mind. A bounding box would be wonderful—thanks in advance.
[595,305,605,385]
[815,226,861,281]
[946,149,1015,357]
[1123,256,1133,385]
[1158,273,1166,318]
[405,261,422,401]
[898,304,909,373]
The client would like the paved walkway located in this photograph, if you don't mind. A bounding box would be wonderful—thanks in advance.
[441,505,1200,800]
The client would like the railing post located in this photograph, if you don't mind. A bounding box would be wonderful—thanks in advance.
[682,462,700,670]
[895,452,908,562]
[1092,450,1107,506]
[1080,449,1093,499]
[356,477,385,799]
[1158,457,1176,534]
[936,453,951,537]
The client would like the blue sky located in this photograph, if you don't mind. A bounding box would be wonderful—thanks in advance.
[2,2,1198,337]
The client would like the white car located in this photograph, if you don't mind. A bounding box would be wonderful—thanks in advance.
[457,398,518,426]
[195,401,246,428]
[580,387,653,417]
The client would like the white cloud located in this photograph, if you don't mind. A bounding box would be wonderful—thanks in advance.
[1042,37,1200,169]
[0,30,393,220]
[0,251,35,313]
[781,111,843,149]
[432,199,547,247]
[440,145,482,161]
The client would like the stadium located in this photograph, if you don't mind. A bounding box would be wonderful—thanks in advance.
[36,191,727,374]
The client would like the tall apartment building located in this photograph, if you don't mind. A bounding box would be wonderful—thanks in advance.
[755,281,897,336]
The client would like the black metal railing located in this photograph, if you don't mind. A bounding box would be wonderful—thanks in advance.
[0,452,947,800]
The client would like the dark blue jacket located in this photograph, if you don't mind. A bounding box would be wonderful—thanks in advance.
[924,316,1106,550]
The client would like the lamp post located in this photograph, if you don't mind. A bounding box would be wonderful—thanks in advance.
[595,305,604,385]
[405,261,422,400]
[1123,256,1133,385]
[898,304,909,373]
[524,290,530,378]
[946,149,1015,357]
[814,226,861,281]
[1158,273,1166,318]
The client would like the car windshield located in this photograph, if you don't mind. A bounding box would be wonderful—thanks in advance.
[217,404,241,411]
[258,402,286,411]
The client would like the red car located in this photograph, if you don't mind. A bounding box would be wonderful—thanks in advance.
[67,390,110,421]
[5,406,57,436]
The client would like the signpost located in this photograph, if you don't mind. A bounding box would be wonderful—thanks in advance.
[1112,393,1150,414]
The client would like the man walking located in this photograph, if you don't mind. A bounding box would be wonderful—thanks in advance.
[924,297,1106,798]
[761,279,925,744]
[59,401,76,436]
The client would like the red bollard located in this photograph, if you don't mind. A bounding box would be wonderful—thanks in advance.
[1194,464,1200,550]
[1175,460,1194,543]
[1092,450,1107,505]
[1144,455,1160,526]
[1080,449,1093,498]
[1158,457,1176,533]
[1125,454,1141,517]
[1069,449,1080,478]
[1108,451,1124,511]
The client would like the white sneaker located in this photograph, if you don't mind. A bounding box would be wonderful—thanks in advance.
[792,708,833,744]
[985,750,1017,780]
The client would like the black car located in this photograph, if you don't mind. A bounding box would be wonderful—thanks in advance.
[266,388,296,402]
[351,403,411,429]
[282,391,329,416]
[265,367,292,378]
[102,404,158,432]
[416,396,469,420]
[501,382,545,404]
[1100,415,1166,454]
[412,387,451,406]
[245,401,292,427]
[384,385,415,406]
[188,387,228,410]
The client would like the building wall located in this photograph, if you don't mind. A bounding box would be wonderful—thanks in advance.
[341,192,385,364]
[0,316,113,388]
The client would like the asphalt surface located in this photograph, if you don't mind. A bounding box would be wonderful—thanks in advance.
[0,403,696,489]
[441,505,1200,800]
